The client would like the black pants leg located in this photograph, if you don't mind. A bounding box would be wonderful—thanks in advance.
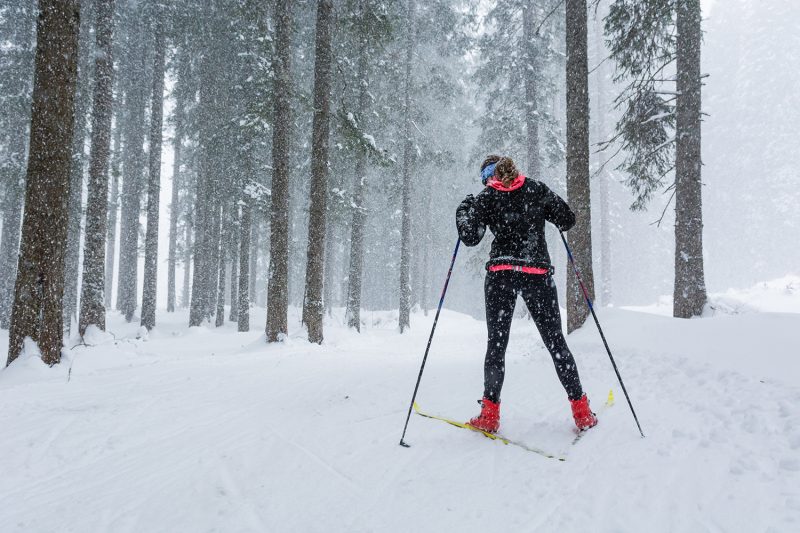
[482,272,517,403]
[520,274,584,401]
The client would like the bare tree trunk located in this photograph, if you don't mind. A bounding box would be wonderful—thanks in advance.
[63,0,94,330]
[345,23,370,331]
[215,201,228,327]
[117,19,148,322]
[229,202,240,322]
[0,160,25,330]
[7,0,80,366]
[398,0,415,333]
[565,0,595,333]
[266,0,293,342]
[79,0,115,335]
[345,158,367,331]
[522,1,541,178]
[141,16,166,331]
[182,199,193,308]
[0,7,35,330]
[249,213,259,304]
[302,0,333,344]
[673,0,706,318]
[104,105,122,309]
[238,196,251,332]
[189,44,215,327]
[167,75,186,313]
[209,196,223,322]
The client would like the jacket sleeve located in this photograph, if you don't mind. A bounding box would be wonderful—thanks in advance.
[456,194,486,246]
[542,183,576,232]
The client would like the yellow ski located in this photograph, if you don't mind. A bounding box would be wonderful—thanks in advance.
[412,402,566,461]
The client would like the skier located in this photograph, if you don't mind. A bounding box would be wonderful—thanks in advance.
[456,155,597,433]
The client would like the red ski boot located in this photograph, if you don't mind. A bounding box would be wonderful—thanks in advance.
[467,398,500,433]
[570,394,598,431]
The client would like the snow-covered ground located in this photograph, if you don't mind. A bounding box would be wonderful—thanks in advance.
[1,280,799,532]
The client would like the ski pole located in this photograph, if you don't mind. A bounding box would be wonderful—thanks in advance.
[559,230,645,438]
[399,238,461,448]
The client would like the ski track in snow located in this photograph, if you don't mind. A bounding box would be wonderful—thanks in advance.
[1,303,799,533]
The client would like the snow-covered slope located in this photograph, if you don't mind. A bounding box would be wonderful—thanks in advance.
[1,292,798,532]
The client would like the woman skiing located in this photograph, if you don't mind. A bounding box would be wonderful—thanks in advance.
[456,155,597,433]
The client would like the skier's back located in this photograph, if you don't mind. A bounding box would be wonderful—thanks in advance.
[456,155,597,433]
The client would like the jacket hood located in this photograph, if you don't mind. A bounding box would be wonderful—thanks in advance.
[487,174,526,192]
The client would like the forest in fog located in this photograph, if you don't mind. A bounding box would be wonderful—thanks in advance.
[1,0,798,365]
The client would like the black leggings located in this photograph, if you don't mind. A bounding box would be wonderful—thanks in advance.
[483,270,583,402]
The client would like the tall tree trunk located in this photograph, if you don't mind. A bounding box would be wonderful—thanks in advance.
[189,42,215,327]
[79,0,115,335]
[565,0,595,333]
[229,202,240,322]
[673,0,706,318]
[117,19,148,322]
[182,199,193,308]
[104,104,122,309]
[238,196,251,332]
[0,156,25,330]
[167,73,186,313]
[63,0,94,329]
[345,21,370,331]
[141,16,166,331]
[248,212,259,304]
[398,0,415,333]
[345,153,367,331]
[208,196,223,321]
[302,0,333,344]
[215,201,227,327]
[522,1,542,178]
[7,0,81,366]
[266,0,293,342]
[0,6,35,330]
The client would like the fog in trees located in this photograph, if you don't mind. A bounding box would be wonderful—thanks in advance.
[2,0,798,365]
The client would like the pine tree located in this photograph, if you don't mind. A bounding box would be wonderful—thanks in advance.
[565,0,595,332]
[605,0,706,317]
[116,7,150,322]
[63,0,95,329]
[0,4,36,330]
[237,192,252,332]
[79,0,116,335]
[103,104,122,309]
[398,0,415,333]
[7,0,81,366]
[302,0,334,344]
[141,13,166,331]
[266,0,294,342]
[344,44,371,331]
[476,0,563,175]
[167,49,189,314]
[673,0,705,318]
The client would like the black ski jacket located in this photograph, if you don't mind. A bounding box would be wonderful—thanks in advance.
[456,177,575,271]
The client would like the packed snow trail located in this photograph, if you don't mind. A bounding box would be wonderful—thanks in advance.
[1,302,798,532]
